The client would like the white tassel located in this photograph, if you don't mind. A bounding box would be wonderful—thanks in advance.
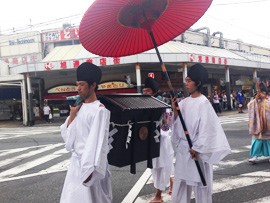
[154,129,160,143]
[126,121,132,149]
[108,127,118,151]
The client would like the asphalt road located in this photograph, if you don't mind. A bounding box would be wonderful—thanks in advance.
[0,113,269,203]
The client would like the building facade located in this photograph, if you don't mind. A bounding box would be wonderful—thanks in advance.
[1,26,270,125]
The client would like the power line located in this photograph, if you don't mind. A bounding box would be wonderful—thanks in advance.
[0,13,82,35]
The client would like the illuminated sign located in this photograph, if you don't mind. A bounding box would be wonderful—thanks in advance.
[48,82,130,93]
[98,81,129,90]
[48,85,77,93]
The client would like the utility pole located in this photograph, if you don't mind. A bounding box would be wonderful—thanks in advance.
[26,72,34,126]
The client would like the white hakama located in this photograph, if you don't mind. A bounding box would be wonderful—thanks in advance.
[172,95,231,203]
[60,101,112,203]
[151,129,174,191]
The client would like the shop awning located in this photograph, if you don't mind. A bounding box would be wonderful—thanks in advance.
[40,40,269,70]
[42,41,247,62]
[10,39,270,75]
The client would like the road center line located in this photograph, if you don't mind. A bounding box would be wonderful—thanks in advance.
[121,168,152,203]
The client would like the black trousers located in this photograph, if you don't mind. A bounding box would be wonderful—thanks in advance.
[44,115,49,122]
[213,103,221,113]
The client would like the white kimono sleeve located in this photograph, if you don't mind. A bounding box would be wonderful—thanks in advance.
[80,107,110,187]
[171,102,185,144]
[192,100,231,164]
[60,116,77,151]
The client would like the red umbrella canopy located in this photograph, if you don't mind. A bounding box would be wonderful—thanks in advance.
[79,0,213,57]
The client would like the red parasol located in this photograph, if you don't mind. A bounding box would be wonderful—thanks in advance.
[80,0,212,57]
[79,0,213,186]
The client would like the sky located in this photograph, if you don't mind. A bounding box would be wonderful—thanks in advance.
[1,0,270,48]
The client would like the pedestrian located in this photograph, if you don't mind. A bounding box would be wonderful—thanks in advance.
[222,91,227,110]
[237,90,244,113]
[171,63,231,203]
[212,90,221,113]
[248,82,270,164]
[143,77,174,203]
[230,91,235,110]
[59,62,112,203]
[219,91,224,110]
[43,103,51,123]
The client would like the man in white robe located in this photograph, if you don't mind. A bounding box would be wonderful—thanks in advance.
[60,62,112,203]
[171,64,231,203]
[143,77,174,203]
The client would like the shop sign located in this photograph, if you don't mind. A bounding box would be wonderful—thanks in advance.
[189,54,227,65]
[242,86,252,90]
[41,56,123,69]
[73,60,80,68]
[98,81,129,90]
[235,80,244,86]
[100,58,107,65]
[48,85,78,94]
[42,27,79,42]
[9,38,35,46]
[148,72,155,78]
[60,61,67,69]
[2,55,38,65]
[44,62,54,71]
[113,57,120,64]
[86,58,93,63]
[243,79,253,86]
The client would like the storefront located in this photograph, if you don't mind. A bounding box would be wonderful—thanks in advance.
[0,88,21,120]
[43,82,137,118]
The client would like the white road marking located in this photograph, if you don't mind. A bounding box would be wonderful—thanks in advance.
[0,168,67,183]
[0,144,54,153]
[0,144,49,157]
[134,144,262,203]
[213,170,270,193]
[0,144,64,168]
[121,168,152,203]
[0,148,67,179]
[0,130,60,140]
[220,120,248,125]
[0,157,70,183]
[219,114,248,124]
[136,170,270,203]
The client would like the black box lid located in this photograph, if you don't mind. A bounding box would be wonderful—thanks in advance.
[99,93,170,111]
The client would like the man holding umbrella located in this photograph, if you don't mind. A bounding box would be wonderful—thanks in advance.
[77,1,215,201]
[171,63,231,203]
[143,77,174,203]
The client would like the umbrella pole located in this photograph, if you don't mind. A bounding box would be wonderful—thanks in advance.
[148,30,207,186]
